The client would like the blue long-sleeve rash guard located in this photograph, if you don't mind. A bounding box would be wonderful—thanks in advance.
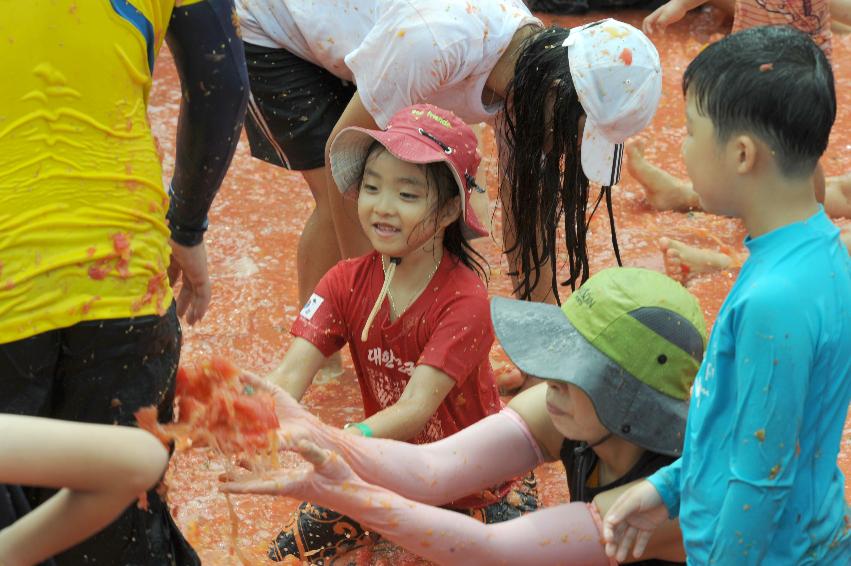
[649,208,851,565]
[166,0,249,246]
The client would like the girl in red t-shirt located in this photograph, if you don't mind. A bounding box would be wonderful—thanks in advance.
[260,104,537,563]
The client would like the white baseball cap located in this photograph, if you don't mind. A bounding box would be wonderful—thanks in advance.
[564,19,662,187]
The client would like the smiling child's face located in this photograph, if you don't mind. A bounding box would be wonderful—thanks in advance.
[357,149,455,258]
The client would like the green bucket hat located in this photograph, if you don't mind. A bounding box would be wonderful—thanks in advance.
[491,267,707,456]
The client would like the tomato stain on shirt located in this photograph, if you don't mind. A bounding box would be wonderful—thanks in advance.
[131,270,169,315]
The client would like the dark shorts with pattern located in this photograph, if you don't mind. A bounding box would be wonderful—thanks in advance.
[0,304,200,566]
[268,473,540,564]
[243,42,357,171]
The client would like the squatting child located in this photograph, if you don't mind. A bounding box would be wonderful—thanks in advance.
[258,104,538,563]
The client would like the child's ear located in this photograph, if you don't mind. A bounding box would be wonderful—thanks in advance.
[731,134,758,175]
[439,196,462,229]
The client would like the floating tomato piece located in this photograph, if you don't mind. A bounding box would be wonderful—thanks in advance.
[234,395,278,428]
[134,406,171,445]
[177,396,204,423]
[176,365,213,403]
[136,356,279,457]
[210,356,239,381]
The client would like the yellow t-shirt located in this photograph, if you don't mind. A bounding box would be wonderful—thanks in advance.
[0,0,204,343]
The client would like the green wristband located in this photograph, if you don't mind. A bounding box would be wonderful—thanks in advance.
[345,422,373,437]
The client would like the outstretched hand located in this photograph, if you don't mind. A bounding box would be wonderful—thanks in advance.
[167,239,211,326]
[239,373,325,428]
[602,480,669,562]
[238,372,344,456]
[643,0,690,35]
[221,439,358,506]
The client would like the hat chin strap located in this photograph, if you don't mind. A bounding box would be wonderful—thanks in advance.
[573,432,614,455]
[361,256,402,342]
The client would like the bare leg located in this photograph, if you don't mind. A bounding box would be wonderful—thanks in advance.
[654,168,843,282]
[824,173,851,218]
[322,92,378,260]
[300,167,344,378]
[299,167,343,304]
[327,184,371,259]
[625,139,702,212]
[660,237,737,283]
[470,123,494,236]
[473,123,534,396]
[496,138,559,305]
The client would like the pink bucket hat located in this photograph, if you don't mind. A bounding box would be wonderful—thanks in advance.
[329,104,488,239]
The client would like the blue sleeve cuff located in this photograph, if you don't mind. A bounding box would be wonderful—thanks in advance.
[648,467,681,519]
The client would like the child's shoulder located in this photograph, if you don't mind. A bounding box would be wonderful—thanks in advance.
[728,257,849,335]
[741,219,848,299]
[733,269,809,314]
[441,254,489,298]
[322,253,381,289]
[333,252,380,273]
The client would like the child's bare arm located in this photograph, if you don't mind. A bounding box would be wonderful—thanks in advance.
[0,415,168,566]
[245,371,545,504]
[263,364,523,501]
[644,0,709,34]
[507,382,564,461]
[224,440,612,566]
[353,364,455,441]
[265,337,329,401]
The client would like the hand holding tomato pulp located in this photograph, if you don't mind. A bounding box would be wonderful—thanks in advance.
[136,356,280,456]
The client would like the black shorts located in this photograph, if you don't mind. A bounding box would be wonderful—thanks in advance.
[0,305,200,566]
[243,42,357,171]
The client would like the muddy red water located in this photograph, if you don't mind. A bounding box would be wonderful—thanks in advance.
[148,9,851,565]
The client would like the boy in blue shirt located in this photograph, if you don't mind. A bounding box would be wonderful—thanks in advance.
[602,26,851,565]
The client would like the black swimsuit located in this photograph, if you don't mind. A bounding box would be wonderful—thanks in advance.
[560,439,685,566]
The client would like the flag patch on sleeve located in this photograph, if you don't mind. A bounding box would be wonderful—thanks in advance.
[300,293,324,320]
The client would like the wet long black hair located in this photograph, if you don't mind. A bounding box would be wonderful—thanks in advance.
[361,143,489,280]
[502,26,621,303]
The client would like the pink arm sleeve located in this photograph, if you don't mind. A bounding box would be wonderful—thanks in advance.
[332,409,544,505]
[321,479,616,566]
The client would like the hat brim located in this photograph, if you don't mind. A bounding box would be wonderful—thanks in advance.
[329,128,488,239]
[580,120,624,187]
[491,296,688,456]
